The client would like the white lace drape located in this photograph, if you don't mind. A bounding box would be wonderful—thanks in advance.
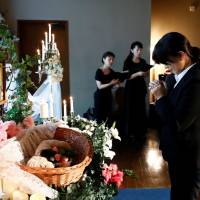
[0,124,58,199]
[29,75,62,120]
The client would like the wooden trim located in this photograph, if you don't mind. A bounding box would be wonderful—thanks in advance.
[0,63,6,104]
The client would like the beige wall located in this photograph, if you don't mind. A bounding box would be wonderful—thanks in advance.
[151,0,200,54]
[150,0,200,102]
[151,0,200,76]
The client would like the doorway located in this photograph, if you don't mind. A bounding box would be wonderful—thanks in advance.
[17,20,69,100]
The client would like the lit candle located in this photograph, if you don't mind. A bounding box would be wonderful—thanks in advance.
[45,32,48,49]
[52,34,55,44]
[48,24,51,43]
[49,93,54,118]
[40,101,48,118]
[70,96,74,113]
[41,40,45,61]
[36,49,41,67]
[63,99,67,118]
[54,42,57,50]
[37,49,40,56]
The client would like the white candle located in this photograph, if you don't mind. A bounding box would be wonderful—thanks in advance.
[45,32,48,49]
[48,24,51,43]
[54,42,57,50]
[37,49,40,56]
[70,96,74,113]
[49,93,54,118]
[52,34,55,44]
[37,49,41,68]
[63,99,67,117]
[41,40,45,61]
[40,101,48,118]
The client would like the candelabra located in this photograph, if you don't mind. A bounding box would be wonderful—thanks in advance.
[36,24,61,83]
[37,24,63,121]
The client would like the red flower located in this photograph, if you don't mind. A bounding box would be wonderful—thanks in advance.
[102,163,124,188]
[54,154,61,161]
[4,121,23,138]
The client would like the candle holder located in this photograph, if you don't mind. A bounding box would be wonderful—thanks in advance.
[37,24,63,83]
[41,117,48,124]
[63,116,68,126]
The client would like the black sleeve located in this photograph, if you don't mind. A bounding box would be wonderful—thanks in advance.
[141,59,153,72]
[95,69,102,81]
[123,60,129,71]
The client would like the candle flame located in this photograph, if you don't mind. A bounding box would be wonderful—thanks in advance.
[37,49,40,55]
[63,99,66,104]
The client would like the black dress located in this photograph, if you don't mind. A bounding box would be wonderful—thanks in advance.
[123,58,149,141]
[94,68,128,125]
[94,68,116,125]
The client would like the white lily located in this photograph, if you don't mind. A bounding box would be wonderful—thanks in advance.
[110,127,121,141]
[103,147,116,160]
[82,130,93,136]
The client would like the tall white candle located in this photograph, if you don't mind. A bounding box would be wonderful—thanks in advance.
[40,101,48,118]
[37,49,40,56]
[48,24,51,43]
[45,32,48,49]
[41,40,45,61]
[52,34,55,44]
[49,93,54,118]
[37,49,41,67]
[63,99,67,117]
[70,96,74,113]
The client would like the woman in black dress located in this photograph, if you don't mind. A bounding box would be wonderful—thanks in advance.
[94,51,121,126]
[123,41,151,143]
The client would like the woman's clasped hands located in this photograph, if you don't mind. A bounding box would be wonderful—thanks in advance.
[149,80,167,100]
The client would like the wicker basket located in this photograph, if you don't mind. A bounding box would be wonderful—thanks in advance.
[20,127,93,187]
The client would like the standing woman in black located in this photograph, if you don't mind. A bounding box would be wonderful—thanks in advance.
[123,41,150,143]
[94,51,120,126]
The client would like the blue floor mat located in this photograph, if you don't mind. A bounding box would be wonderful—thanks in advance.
[114,188,170,200]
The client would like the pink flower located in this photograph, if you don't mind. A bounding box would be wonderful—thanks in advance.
[4,121,16,137]
[4,121,23,138]
[102,163,124,188]
[110,170,123,188]
[0,120,7,142]
[22,116,35,128]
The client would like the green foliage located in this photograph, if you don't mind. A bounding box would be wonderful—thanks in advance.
[49,115,122,200]
[0,23,18,65]
[3,55,37,123]
[0,22,37,123]
[54,177,118,200]
[123,169,138,179]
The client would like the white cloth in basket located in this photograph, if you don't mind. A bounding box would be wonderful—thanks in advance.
[0,124,58,199]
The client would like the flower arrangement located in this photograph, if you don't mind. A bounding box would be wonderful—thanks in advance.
[43,54,63,82]
[102,163,123,188]
[53,114,134,200]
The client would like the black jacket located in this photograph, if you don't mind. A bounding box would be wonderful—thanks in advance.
[155,63,200,168]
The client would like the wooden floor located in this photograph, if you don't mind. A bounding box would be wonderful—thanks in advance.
[113,129,171,188]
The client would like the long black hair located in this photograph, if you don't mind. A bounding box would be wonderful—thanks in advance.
[124,41,143,65]
[152,32,200,65]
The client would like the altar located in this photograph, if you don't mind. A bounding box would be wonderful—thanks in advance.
[0,21,128,200]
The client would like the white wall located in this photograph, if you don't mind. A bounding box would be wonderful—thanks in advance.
[0,0,151,115]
